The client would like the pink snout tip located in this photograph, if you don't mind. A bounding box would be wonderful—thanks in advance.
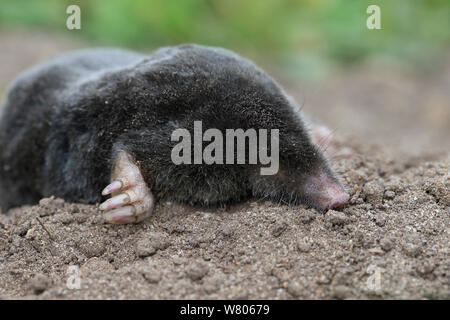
[304,171,350,210]
[328,192,350,210]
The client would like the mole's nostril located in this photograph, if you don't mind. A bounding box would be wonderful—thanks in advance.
[328,193,350,210]
[303,171,350,210]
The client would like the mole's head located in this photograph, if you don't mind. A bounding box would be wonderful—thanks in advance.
[208,48,351,210]
[131,44,349,210]
[248,120,350,210]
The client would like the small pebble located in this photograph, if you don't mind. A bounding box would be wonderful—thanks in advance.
[380,237,394,251]
[297,238,311,253]
[29,273,52,294]
[326,210,349,226]
[332,285,351,300]
[368,247,385,256]
[403,243,422,257]
[384,190,396,200]
[186,262,209,281]
[286,282,304,298]
[136,239,157,257]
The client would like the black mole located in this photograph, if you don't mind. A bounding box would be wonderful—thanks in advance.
[0,44,349,224]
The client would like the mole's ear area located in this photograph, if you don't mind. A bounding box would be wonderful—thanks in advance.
[306,119,353,160]
[99,150,154,224]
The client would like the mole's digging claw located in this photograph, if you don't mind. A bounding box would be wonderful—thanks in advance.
[104,205,137,224]
[101,180,123,196]
[99,192,131,210]
[100,150,154,224]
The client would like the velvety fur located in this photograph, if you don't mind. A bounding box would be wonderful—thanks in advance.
[0,44,336,212]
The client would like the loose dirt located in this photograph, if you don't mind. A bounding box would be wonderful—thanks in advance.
[0,30,448,299]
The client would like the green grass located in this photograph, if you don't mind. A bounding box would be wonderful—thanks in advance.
[0,0,448,78]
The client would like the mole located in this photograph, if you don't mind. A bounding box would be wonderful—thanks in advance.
[0,44,349,224]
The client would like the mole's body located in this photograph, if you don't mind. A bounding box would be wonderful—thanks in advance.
[0,45,348,223]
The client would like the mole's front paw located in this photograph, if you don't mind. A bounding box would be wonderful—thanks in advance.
[100,151,154,224]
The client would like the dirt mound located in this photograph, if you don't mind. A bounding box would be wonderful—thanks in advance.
[0,30,448,300]
[1,138,448,300]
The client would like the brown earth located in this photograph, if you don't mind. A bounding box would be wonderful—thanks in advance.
[0,29,449,299]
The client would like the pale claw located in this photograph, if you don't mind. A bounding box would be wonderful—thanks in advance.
[99,192,130,210]
[102,180,123,196]
[104,205,136,224]
[100,150,154,224]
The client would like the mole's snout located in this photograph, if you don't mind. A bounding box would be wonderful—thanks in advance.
[327,191,350,210]
[303,171,349,210]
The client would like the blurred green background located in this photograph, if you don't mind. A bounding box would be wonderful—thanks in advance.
[0,0,449,79]
[0,0,449,156]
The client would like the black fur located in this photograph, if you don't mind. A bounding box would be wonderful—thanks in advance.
[0,44,336,212]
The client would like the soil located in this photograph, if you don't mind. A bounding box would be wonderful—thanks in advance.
[0,30,449,299]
